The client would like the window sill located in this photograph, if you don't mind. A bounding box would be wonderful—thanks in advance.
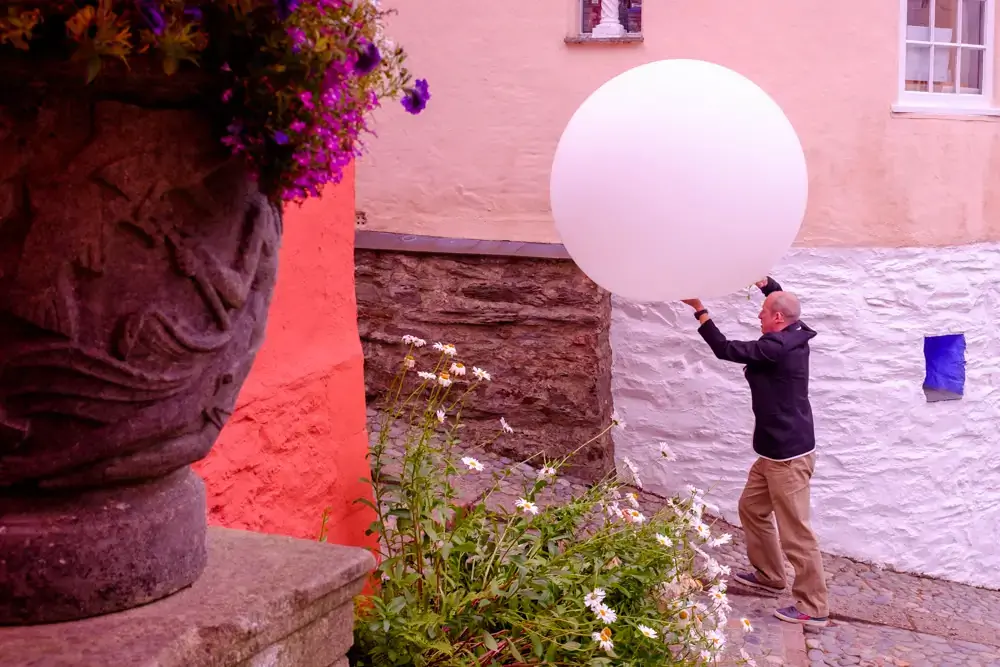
[565,33,644,45]
[891,102,1000,119]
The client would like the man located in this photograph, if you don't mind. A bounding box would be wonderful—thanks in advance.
[681,276,829,628]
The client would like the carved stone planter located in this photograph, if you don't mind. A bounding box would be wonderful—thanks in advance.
[0,65,281,624]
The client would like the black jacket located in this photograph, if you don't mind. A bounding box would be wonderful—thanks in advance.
[697,278,816,461]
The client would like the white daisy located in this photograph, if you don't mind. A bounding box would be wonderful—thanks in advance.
[417,371,436,381]
[623,508,646,525]
[709,533,733,548]
[594,603,618,624]
[436,409,446,424]
[655,533,673,547]
[706,628,726,650]
[500,417,513,434]
[401,334,426,347]
[583,588,606,610]
[741,617,753,633]
[699,649,713,663]
[433,342,457,357]
[537,465,557,481]
[620,457,643,489]
[403,355,415,369]
[624,492,640,508]
[515,498,538,515]
[695,522,712,541]
[611,410,626,429]
[449,362,466,376]
[740,648,758,666]
[637,624,657,639]
[658,442,676,461]
[591,627,614,653]
[460,457,484,472]
[472,366,491,381]
[437,373,452,387]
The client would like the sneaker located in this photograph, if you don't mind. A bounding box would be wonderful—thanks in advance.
[733,571,785,595]
[774,605,829,628]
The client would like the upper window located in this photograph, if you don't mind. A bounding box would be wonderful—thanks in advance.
[580,0,643,37]
[900,0,995,110]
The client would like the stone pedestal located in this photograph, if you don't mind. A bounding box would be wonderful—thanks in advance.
[0,528,374,667]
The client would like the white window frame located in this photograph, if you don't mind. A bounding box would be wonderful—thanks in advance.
[894,0,998,115]
[576,0,643,37]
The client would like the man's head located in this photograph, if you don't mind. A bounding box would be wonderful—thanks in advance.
[759,291,801,334]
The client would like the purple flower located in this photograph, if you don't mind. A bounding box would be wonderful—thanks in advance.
[183,6,203,21]
[353,41,381,75]
[276,0,301,20]
[273,130,290,145]
[290,120,306,133]
[401,78,430,115]
[299,91,314,110]
[287,27,308,52]
[136,0,166,35]
[222,89,233,102]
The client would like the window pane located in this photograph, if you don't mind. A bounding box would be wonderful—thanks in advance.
[582,0,600,33]
[960,47,985,92]
[908,0,931,28]
[932,45,958,91]
[906,44,932,91]
[962,0,986,44]
[625,0,642,33]
[934,0,958,42]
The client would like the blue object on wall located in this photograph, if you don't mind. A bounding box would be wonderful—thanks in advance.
[923,334,966,402]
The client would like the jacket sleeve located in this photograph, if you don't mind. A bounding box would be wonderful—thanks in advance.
[697,320,784,364]
[760,276,783,296]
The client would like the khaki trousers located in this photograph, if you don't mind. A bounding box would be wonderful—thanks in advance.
[738,452,829,618]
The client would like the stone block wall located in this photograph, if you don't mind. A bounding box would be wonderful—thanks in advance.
[355,233,613,481]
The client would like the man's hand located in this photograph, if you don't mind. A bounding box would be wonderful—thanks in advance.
[682,298,705,311]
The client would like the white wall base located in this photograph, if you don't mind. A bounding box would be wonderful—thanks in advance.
[611,244,1000,590]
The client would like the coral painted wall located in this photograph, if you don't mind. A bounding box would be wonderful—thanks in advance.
[358,0,1000,247]
[196,167,375,548]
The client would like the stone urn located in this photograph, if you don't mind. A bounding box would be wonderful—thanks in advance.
[0,62,282,624]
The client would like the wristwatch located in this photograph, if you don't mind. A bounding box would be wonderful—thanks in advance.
[693,309,708,320]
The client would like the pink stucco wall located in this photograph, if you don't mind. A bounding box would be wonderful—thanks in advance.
[196,168,376,548]
[357,0,1000,247]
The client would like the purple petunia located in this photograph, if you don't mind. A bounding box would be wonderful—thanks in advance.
[273,130,290,145]
[136,0,165,35]
[401,79,430,115]
[287,27,308,52]
[353,40,381,75]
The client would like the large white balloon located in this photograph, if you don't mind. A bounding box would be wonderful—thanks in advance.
[550,59,808,302]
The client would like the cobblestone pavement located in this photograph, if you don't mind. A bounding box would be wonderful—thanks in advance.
[802,621,1000,667]
[368,410,1000,665]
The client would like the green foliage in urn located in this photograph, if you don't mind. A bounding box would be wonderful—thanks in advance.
[0,0,428,203]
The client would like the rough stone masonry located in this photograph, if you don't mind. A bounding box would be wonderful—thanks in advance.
[355,247,614,481]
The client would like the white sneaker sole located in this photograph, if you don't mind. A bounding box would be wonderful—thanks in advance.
[773,609,830,628]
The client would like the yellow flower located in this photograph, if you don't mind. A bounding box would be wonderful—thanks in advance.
[0,8,42,50]
[66,0,133,82]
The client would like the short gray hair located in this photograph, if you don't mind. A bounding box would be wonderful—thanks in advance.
[771,291,801,322]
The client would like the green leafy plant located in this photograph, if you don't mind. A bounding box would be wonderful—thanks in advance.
[348,336,759,666]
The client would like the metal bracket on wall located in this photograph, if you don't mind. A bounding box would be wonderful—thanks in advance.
[354,230,572,260]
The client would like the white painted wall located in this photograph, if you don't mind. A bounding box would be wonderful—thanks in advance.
[611,244,1000,589]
